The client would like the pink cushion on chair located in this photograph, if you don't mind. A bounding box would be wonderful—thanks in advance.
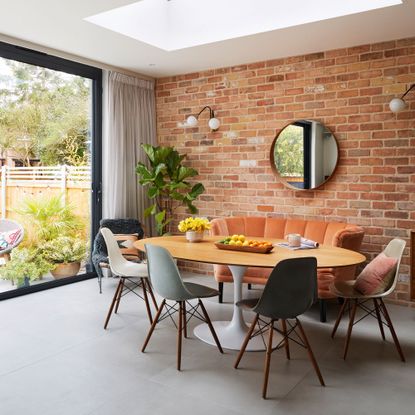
[354,253,398,295]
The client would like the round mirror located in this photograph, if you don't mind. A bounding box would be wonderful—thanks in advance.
[271,120,339,190]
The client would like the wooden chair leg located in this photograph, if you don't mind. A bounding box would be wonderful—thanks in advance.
[331,298,349,338]
[182,301,187,338]
[379,299,405,362]
[218,282,224,303]
[141,299,166,352]
[262,319,274,399]
[281,319,290,360]
[177,301,183,371]
[234,314,259,368]
[199,300,223,353]
[141,278,153,324]
[319,299,327,323]
[104,278,123,329]
[114,277,124,314]
[373,298,385,341]
[343,299,358,360]
[145,279,158,310]
[247,283,252,290]
[296,319,325,386]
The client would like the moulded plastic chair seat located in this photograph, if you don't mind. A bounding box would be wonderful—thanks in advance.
[100,228,157,329]
[234,257,325,399]
[141,243,223,370]
[330,238,406,361]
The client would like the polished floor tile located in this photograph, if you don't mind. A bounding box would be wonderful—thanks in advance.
[0,274,414,414]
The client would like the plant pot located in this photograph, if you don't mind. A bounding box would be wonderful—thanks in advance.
[51,262,81,279]
[17,276,30,288]
[185,231,204,243]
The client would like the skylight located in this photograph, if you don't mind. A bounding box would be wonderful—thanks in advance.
[85,0,402,52]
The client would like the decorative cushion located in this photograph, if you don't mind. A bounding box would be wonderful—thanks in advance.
[114,233,140,261]
[354,253,398,295]
[0,229,22,251]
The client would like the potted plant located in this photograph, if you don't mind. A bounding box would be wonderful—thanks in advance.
[0,247,54,287]
[136,144,205,235]
[40,236,88,279]
[178,217,211,242]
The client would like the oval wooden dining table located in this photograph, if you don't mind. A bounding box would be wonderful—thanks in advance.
[134,235,366,351]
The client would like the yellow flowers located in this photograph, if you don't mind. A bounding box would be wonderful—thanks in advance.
[178,217,211,233]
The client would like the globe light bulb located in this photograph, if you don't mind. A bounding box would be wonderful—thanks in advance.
[389,98,407,113]
[208,117,220,131]
[186,115,198,127]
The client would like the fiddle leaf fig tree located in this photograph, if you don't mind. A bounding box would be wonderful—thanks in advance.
[136,144,205,235]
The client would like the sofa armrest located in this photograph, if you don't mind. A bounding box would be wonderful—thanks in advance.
[332,226,365,251]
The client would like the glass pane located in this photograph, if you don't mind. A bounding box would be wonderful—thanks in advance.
[0,57,92,292]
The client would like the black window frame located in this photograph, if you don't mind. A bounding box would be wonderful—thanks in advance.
[0,41,102,300]
[293,121,312,189]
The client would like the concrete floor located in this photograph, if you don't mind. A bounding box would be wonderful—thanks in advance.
[1,274,415,415]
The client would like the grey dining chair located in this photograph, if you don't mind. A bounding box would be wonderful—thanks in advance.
[234,257,325,399]
[330,238,406,361]
[100,228,157,329]
[142,244,223,370]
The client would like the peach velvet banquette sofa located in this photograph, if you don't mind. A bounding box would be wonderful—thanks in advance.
[210,216,365,322]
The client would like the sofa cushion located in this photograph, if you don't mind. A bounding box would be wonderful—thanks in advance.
[354,253,397,295]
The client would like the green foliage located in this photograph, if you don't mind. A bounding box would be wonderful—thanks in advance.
[0,58,90,166]
[274,125,304,176]
[40,236,87,264]
[136,144,205,235]
[16,194,85,246]
[0,247,54,286]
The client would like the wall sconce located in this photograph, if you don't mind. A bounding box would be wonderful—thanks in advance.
[186,106,220,131]
[389,84,415,113]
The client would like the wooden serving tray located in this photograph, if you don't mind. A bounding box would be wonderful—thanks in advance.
[214,242,274,254]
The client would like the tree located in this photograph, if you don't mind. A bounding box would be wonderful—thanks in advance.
[0,57,90,166]
[274,125,304,176]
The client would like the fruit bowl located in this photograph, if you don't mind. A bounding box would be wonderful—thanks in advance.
[215,238,274,254]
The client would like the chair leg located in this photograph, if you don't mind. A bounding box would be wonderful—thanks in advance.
[331,298,349,338]
[198,299,223,353]
[98,273,102,294]
[177,301,183,371]
[145,279,158,310]
[343,299,358,360]
[319,299,327,323]
[281,319,290,360]
[104,278,123,329]
[373,298,385,341]
[218,282,223,303]
[141,278,153,324]
[296,319,325,386]
[182,301,187,338]
[114,277,125,314]
[141,299,166,352]
[379,299,405,362]
[247,283,252,290]
[262,319,274,399]
[234,314,259,369]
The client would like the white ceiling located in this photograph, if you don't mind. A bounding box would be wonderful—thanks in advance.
[0,0,414,78]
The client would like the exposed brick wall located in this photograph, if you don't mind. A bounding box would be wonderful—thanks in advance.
[155,37,415,305]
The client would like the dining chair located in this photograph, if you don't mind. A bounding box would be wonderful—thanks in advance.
[142,244,223,370]
[234,257,325,399]
[92,218,145,293]
[330,238,406,361]
[100,227,157,329]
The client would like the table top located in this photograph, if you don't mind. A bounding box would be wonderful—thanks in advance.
[134,236,366,269]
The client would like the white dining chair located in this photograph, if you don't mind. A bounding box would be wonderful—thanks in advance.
[100,227,157,328]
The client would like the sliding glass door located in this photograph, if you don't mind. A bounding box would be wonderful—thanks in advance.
[0,41,102,299]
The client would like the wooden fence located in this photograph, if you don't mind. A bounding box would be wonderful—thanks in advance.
[0,166,91,221]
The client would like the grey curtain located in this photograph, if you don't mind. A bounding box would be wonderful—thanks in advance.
[103,71,156,235]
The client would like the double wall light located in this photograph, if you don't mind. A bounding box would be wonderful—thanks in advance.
[389,84,415,113]
[186,106,220,131]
